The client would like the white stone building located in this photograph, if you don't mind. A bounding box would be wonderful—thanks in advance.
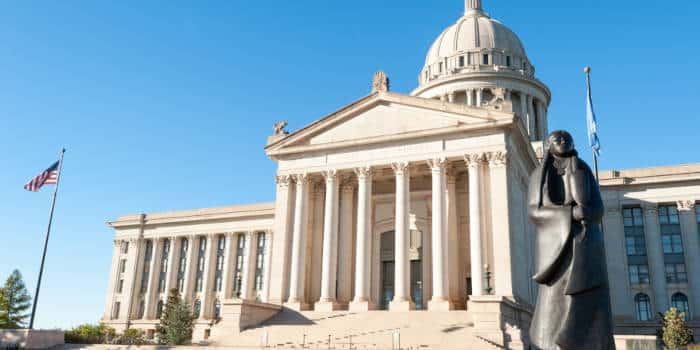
[102,1,699,348]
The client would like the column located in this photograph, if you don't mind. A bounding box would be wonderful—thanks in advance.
[103,240,122,320]
[200,235,218,319]
[466,89,474,106]
[182,235,199,303]
[337,181,355,306]
[350,167,374,311]
[317,170,341,311]
[428,158,452,310]
[475,88,483,107]
[308,182,325,304]
[487,151,513,295]
[526,95,536,140]
[446,170,461,306]
[465,153,485,296]
[448,92,455,103]
[240,232,258,300]
[220,233,236,299]
[144,238,164,319]
[390,162,415,311]
[287,174,310,310]
[535,99,548,140]
[268,175,296,304]
[519,93,528,133]
[677,200,700,319]
[261,230,274,303]
[119,238,141,321]
[642,204,669,314]
[163,237,180,296]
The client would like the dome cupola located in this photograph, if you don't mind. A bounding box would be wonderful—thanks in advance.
[412,0,552,142]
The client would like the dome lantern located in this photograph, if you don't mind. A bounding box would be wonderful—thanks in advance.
[465,0,483,15]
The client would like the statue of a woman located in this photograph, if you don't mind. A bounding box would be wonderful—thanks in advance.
[528,130,615,350]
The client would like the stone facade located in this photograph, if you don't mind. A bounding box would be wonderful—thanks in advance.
[101,0,699,347]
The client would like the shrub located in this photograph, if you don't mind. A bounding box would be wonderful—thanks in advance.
[116,328,147,345]
[64,324,116,344]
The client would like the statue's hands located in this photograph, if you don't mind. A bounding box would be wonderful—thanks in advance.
[573,205,586,221]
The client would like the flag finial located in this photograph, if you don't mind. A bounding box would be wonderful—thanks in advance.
[465,0,483,14]
[584,66,591,74]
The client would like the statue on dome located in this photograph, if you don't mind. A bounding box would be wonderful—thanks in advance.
[527,130,615,350]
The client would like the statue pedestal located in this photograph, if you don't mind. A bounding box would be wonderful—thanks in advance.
[468,295,532,350]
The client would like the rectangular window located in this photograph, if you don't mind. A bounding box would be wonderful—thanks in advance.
[254,233,267,291]
[112,302,120,320]
[117,279,124,293]
[665,263,688,283]
[483,54,489,65]
[459,56,465,67]
[623,207,650,285]
[123,241,129,254]
[438,62,443,73]
[195,237,206,293]
[119,259,126,273]
[141,239,153,294]
[659,205,686,284]
[214,235,225,292]
[506,56,511,67]
[233,234,246,296]
[158,239,170,293]
[177,238,188,293]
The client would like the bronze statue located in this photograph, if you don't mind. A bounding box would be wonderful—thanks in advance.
[528,130,615,350]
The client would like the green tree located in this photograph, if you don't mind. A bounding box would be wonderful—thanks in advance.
[0,270,32,329]
[661,307,694,350]
[155,288,194,345]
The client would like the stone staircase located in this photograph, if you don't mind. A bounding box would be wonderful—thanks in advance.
[208,309,478,349]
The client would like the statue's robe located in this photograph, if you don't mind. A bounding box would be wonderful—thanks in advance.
[528,156,615,350]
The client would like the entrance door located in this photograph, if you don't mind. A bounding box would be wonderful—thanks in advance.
[410,260,423,310]
[380,261,394,310]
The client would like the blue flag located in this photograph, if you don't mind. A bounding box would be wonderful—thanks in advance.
[586,75,601,157]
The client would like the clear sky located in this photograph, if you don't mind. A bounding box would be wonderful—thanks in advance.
[1,0,698,329]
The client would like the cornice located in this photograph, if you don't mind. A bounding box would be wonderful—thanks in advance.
[108,202,275,229]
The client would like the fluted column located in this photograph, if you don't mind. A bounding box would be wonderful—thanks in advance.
[240,232,258,300]
[643,204,669,313]
[677,200,700,319]
[220,233,236,299]
[526,95,536,140]
[182,235,199,303]
[426,158,451,310]
[390,162,415,311]
[350,167,373,311]
[317,170,341,310]
[287,174,310,310]
[465,153,485,296]
[466,89,474,106]
[268,175,296,304]
[337,181,355,306]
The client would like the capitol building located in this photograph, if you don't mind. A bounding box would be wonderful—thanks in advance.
[101,1,700,348]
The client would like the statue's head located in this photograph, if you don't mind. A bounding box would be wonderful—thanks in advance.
[546,130,576,157]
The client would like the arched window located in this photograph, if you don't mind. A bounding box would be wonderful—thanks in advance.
[634,293,652,321]
[214,300,222,319]
[671,293,690,320]
[193,299,202,318]
[156,300,164,319]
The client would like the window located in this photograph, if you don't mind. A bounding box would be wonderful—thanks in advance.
[156,300,164,318]
[158,239,171,293]
[623,208,650,284]
[141,240,154,294]
[671,293,690,320]
[214,235,225,292]
[482,54,489,65]
[628,265,650,284]
[214,300,222,319]
[438,62,443,73]
[459,56,465,67]
[659,206,683,253]
[123,241,129,254]
[665,263,688,283]
[138,300,145,319]
[117,279,124,293]
[112,302,120,319]
[195,237,206,293]
[120,259,127,273]
[634,293,652,321]
[255,233,267,291]
[233,234,246,297]
[506,56,511,67]
[177,238,188,293]
[193,299,202,318]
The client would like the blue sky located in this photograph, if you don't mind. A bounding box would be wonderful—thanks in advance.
[1,0,698,329]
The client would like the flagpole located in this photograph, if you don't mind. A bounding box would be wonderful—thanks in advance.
[585,66,601,183]
[28,148,66,330]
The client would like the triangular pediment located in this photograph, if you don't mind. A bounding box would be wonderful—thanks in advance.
[266,92,514,156]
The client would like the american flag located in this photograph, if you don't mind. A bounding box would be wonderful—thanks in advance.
[24,161,60,192]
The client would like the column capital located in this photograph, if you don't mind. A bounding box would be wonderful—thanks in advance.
[322,169,338,182]
[426,157,447,172]
[354,166,373,179]
[275,175,293,188]
[486,151,508,167]
[293,173,309,185]
[391,161,410,175]
[677,200,696,212]
[642,203,659,215]
[464,153,487,168]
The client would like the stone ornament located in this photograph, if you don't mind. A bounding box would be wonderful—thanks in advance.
[372,70,390,93]
[528,130,614,350]
[273,121,288,136]
[486,151,508,167]
[676,200,696,211]
[275,175,292,188]
[464,153,486,168]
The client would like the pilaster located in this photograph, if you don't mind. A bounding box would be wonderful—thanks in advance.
[642,203,669,314]
[677,200,700,319]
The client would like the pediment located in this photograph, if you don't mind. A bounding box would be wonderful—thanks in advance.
[266,92,514,156]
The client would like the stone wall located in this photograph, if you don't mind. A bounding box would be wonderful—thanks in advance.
[1,329,64,350]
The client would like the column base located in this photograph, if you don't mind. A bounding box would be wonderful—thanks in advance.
[314,300,343,312]
[349,299,375,312]
[389,298,415,312]
[428,298,454,311]
[283,301,312,311]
